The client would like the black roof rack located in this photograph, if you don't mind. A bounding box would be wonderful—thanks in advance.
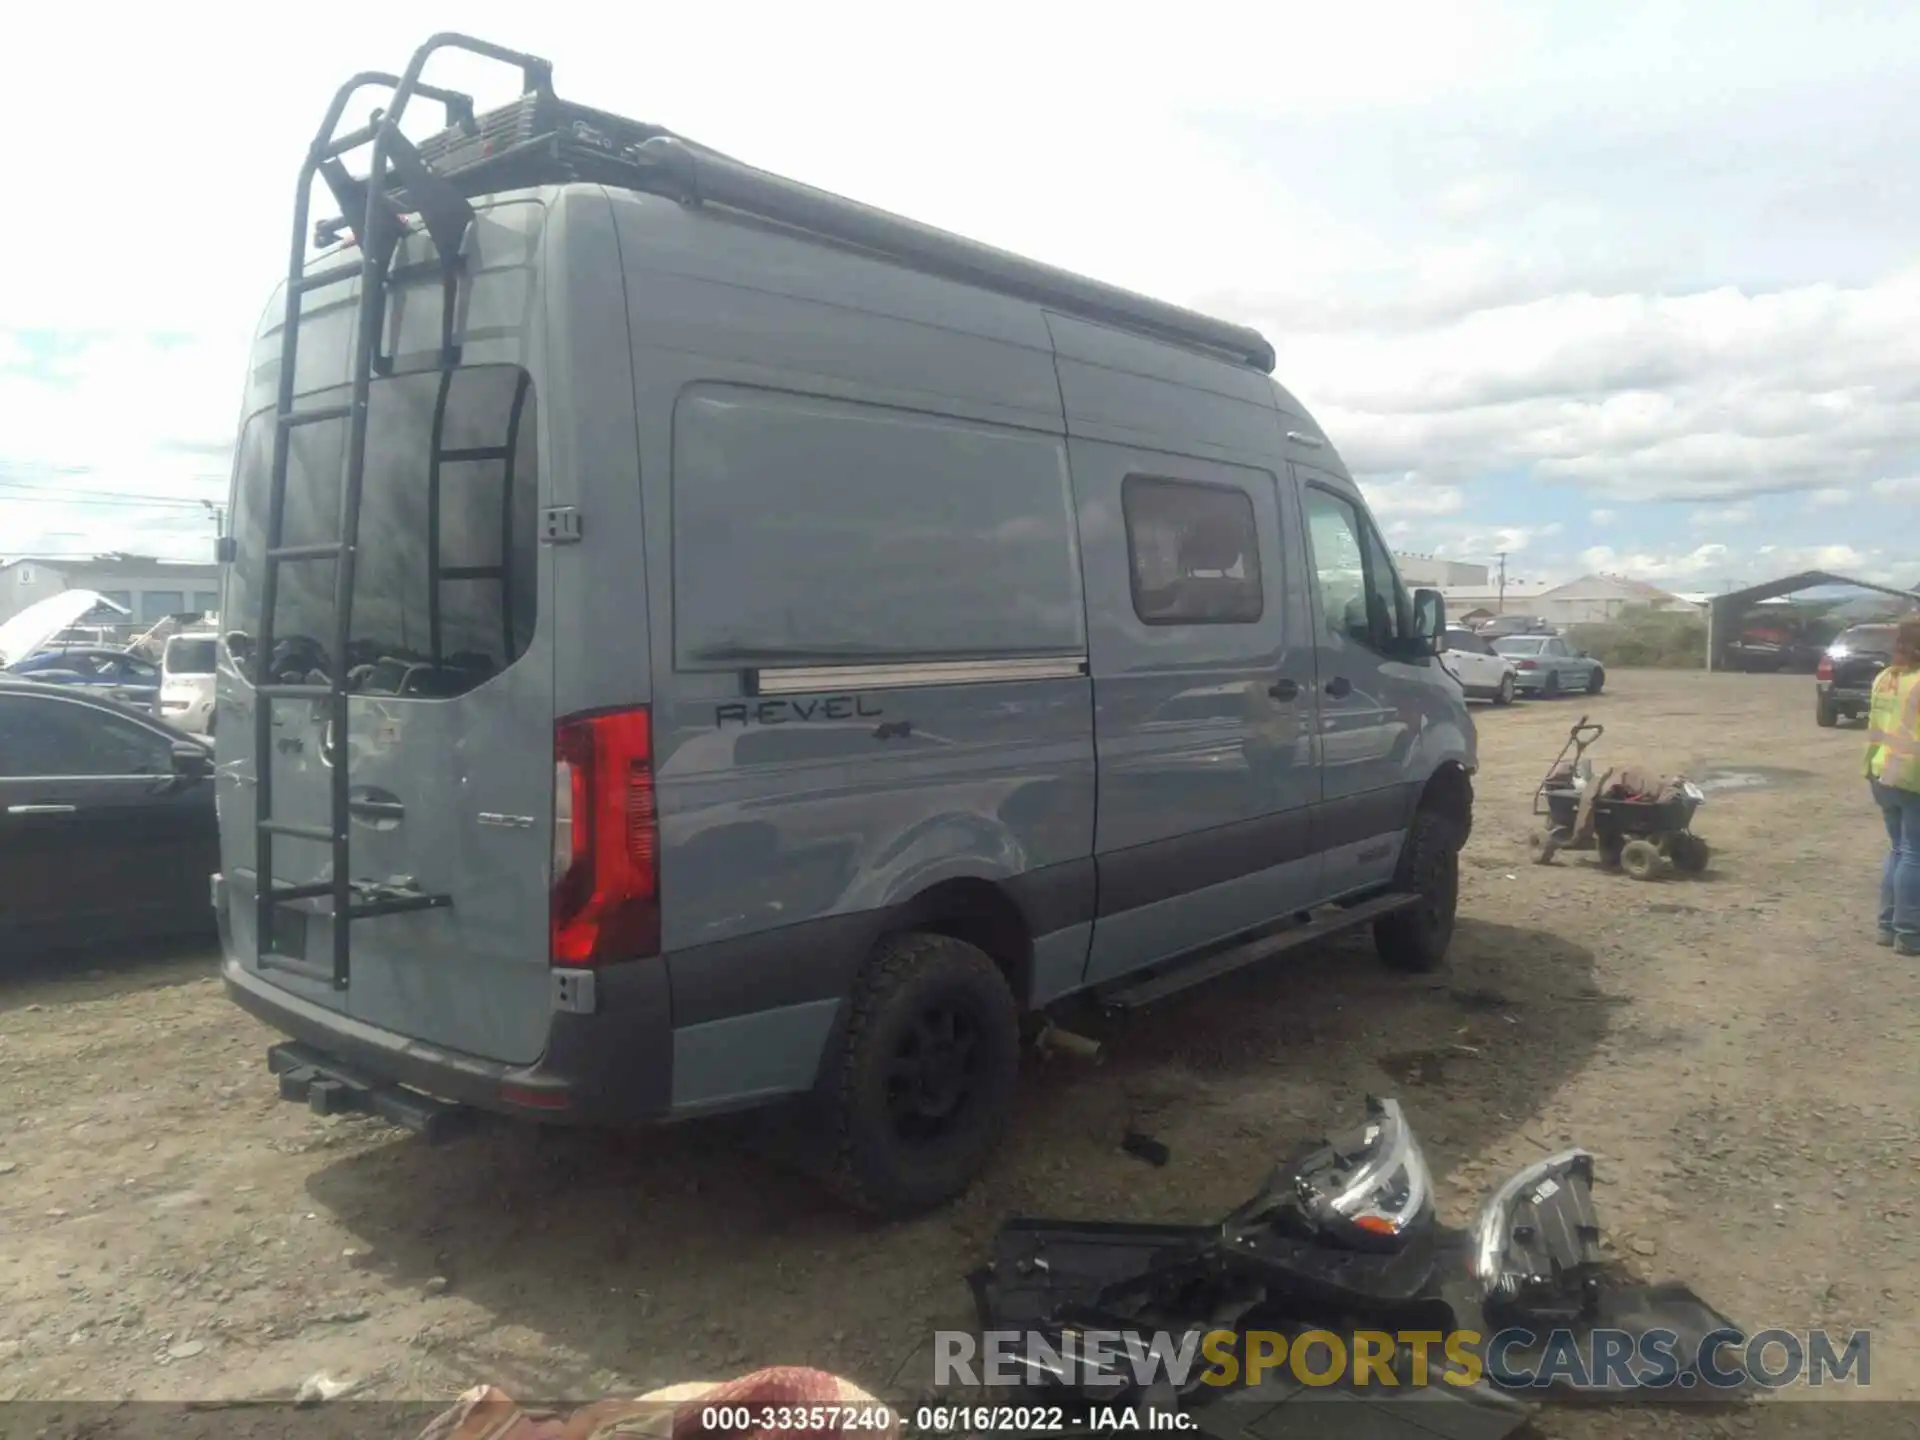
[310,42,1278,374]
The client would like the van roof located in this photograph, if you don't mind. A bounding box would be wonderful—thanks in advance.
[310,41,1277,374]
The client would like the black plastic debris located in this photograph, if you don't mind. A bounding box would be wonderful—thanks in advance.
[1122,1131,1172,1168]
[966,1096,1751,1433]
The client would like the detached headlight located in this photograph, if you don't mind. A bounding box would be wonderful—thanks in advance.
[1289,1097,1433,1246]
[1473,1148,1602,1321]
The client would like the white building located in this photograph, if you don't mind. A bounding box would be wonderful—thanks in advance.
[0,554,221,630]
[1393,553,1490,588]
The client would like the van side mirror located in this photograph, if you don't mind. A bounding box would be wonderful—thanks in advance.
[1411,588,1445,654]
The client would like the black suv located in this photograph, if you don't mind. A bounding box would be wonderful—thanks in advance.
[1816,624,1896,727]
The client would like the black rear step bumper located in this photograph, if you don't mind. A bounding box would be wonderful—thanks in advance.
[223,954,674,1128]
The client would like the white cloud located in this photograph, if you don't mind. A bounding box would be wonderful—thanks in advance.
[1357,477,1465,518]
[1590,508,1617,526]
[1804,487,1855,509]
[1691,503,1756,528]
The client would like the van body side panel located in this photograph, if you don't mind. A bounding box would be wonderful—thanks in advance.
[1046,314,1324,985]
[610,193,1096,1103]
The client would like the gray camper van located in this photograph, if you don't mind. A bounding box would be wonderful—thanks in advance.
[214,35,1476,1216]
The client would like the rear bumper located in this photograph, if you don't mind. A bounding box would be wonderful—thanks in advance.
[222,952,674,1127]
[1819,681,1873,709]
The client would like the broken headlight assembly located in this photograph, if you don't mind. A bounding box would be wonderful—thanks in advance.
[1236,1096,1434,1250]
[1472,1148,1603,1322]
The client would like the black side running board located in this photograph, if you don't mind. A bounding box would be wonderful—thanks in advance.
[1098,891,1421,1012]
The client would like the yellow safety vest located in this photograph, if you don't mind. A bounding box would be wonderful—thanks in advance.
[1866,666,1920,792]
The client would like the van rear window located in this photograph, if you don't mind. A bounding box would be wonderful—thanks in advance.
[670,384,1084,667]
[223,365,538,696]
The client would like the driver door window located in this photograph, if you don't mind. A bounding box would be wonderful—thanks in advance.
[1303,488,1404,653]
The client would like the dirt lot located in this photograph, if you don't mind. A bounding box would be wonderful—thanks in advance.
[2,669,1914,1432]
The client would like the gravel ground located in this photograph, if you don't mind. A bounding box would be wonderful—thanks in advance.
[1,669,1913,1437]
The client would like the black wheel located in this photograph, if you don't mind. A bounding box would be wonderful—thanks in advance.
[1670,833,1710,874]
[1598,836,1625,870]
[1494,674,1515,707]
[1587,667,1605,695]
[1375,809,1461,973]
[817,932,1020,1217]
[1542,671,1561,699]
[1816,693,1838,728]
[1619,838,1663,881]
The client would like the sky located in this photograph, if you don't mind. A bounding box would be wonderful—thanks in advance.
[3,1,1918,591]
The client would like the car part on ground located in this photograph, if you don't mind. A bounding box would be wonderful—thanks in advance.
[965,1098,1751,1433]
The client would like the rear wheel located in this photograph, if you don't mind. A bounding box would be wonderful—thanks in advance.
[1494,674,1515,707]
[1375,809,1461,973]
[1670,833,1710,874]
[817,932,1020,1217]
[1816,693,1838,728]
[1619,838,1664,881]
[1542,672,1561,699]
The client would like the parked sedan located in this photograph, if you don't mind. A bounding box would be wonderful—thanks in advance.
[1438,627,1518,705]
[7,646,162,711]
[0,677,217,953]
[1492,635,1606,698]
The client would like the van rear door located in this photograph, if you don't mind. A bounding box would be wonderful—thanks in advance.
[219,215,557,1066]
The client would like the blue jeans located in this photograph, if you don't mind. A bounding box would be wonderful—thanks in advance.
[1873,780,1920,941]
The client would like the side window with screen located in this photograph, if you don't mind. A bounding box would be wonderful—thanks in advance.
[1303,487,1405,653]
[0,696,174,778]
[1121,477,1264,625]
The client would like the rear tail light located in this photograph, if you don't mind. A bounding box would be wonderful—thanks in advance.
[1816,656,1834,681]
[1517,659,1538,670]
[551,706,659,965]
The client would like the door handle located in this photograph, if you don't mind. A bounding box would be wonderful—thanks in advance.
[1268,678,1300,701]
[1324,676,1353,698]
[8,804,77,815]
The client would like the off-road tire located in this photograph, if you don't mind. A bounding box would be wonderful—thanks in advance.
[816,932,1020,1218]
[1375,809,1462,973]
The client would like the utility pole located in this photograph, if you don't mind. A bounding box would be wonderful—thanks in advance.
[1496,552,1508,614]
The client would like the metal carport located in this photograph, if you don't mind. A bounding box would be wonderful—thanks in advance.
[1704,571,1919,671]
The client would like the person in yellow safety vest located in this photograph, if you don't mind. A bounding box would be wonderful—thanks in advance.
[1865,616,1920,955]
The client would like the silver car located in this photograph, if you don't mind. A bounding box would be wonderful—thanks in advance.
[1492,635,1606,697]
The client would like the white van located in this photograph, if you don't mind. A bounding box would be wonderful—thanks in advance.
[158,632,219,735]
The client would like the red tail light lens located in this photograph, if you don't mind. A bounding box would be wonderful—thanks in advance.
[1517,659,1538,670]
[1816,656,1834,681]
[551,707,659,966]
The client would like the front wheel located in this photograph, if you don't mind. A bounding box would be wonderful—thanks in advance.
[817,932,1020,1217]
[1587,667,1605,695]
[1494,673,1515,706]
[1375,809,1462,973]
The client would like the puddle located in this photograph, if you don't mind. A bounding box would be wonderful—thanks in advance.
[1691,764,1812,793]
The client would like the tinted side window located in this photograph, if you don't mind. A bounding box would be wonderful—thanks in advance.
[0,696,174,778]
[1121,477,1264,625]
[1303,488,1403,651]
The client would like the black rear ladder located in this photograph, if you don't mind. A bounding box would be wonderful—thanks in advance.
[253,35,554,990]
